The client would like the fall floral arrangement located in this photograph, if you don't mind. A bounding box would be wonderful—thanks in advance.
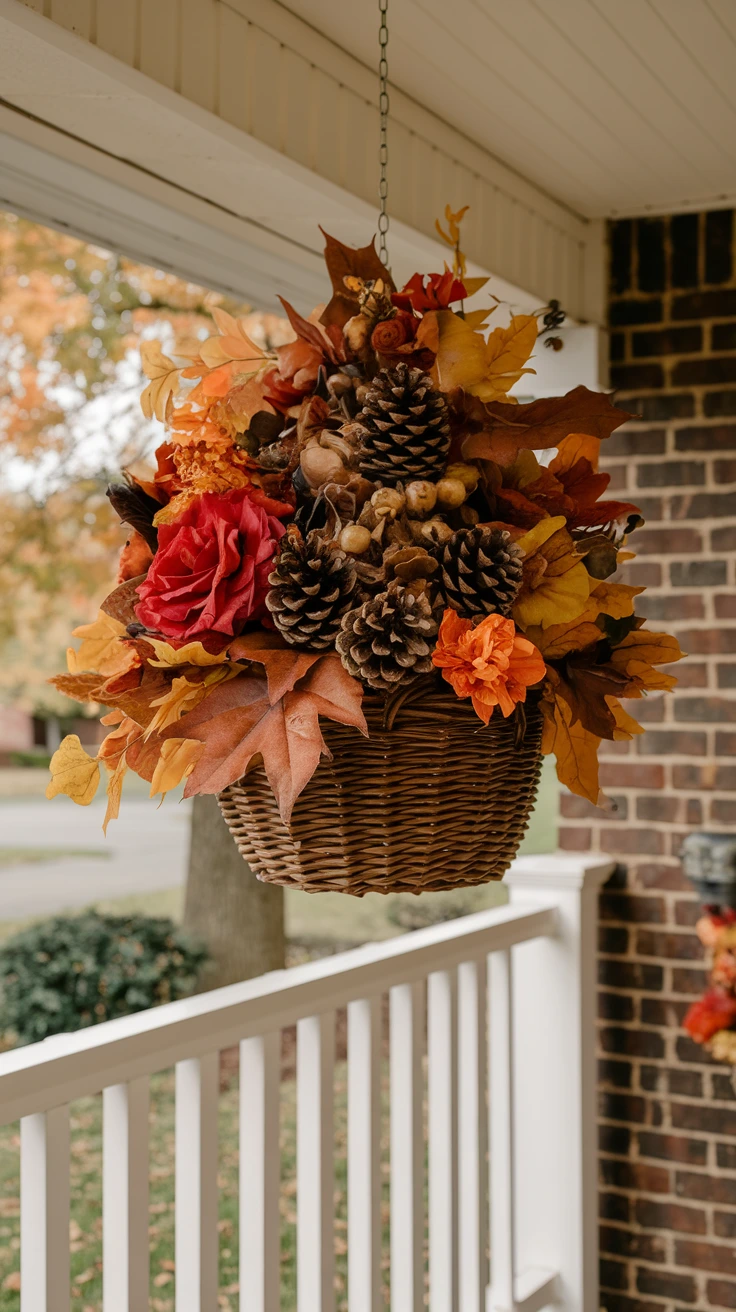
[684,909,736,1064]
[47,211,683,844]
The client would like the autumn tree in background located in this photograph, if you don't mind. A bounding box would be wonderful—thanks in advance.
[0,208,289,986]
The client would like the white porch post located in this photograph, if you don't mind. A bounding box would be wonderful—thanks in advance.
[502,853,614,1312]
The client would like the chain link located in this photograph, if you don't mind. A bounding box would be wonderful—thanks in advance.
[378,0,390,267]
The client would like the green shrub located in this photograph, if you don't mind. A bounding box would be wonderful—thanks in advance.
[0,911,208,1045]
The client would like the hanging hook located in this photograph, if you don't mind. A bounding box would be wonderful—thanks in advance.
[378,0,390,268]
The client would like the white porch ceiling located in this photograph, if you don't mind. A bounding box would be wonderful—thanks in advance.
[283,0,736,220]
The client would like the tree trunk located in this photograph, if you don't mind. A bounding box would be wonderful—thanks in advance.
[183,794,285,991]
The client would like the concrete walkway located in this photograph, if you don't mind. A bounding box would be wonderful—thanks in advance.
[0,794,191,921]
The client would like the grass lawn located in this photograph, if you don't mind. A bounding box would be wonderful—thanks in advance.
[0,1059,394,1311]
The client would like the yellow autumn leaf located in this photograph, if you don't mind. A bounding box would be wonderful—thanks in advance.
[549,431,601,474]
[468,314,538,402]
[431,310,487,391]
[610,698,645,741]
[609,630,684,695]
[462,276,489,298]
[146,639,231,669]
[68,611,137,678]
[145,677,207,738]
[514,560,591,630]
[517,515,567,558]
[590,581,643,620]
[102,755,127,835]
[541,694,601,805]
[463,306,495,332]
[140,341,180,422]
[150,738,204,801]
[515,516,591,630]
[46,735,101,806]
[200,310,266,371]
[524,619,602,659]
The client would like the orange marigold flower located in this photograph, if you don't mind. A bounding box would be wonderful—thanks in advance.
[432,609,546,723]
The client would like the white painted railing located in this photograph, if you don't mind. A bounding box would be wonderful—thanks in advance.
[0,853,612,1312]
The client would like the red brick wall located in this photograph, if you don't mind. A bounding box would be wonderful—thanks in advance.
[560,210,736,1311]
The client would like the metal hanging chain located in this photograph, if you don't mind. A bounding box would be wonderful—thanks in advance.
[378,0,390,267]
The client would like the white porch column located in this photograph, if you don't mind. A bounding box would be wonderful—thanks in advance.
[503,853,615,1312]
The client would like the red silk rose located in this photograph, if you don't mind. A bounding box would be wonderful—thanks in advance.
[371,312,417,357]
[135,489,285,640]
[392,270,467,315]
[683,989,736,1044]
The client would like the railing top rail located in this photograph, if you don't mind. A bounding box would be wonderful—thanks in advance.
[0,898,556,1123]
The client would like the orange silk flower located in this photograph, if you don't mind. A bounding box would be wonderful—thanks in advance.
[432,609,546,723]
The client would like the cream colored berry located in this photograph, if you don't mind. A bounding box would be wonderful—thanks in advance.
[371,487,405,519]
[445,462,480,492]
[405,480,437,517]
[340,524,372,554]
[435,477,467,509]
[300,445,346,489]
[421,518,454,545]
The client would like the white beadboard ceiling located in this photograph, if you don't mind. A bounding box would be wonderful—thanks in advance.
[282,0,736,219]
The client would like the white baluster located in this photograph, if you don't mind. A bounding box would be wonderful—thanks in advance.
[506,854,614,1312]
[488,948,515,1312]
[175,1053,219,1312]
[348,996,382,1312]
[103,1079,150,1311]
[428,969,458,1312]
[458,958,488,1312]
[20,1106,70,1312]
[240,1033,280,1312]
[297,1012,335,1312]
[389,980,425,1312]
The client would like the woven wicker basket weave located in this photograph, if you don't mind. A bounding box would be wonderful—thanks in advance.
[217,678,544,896]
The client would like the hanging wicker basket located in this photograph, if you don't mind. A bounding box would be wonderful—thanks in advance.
[217,679,543,896]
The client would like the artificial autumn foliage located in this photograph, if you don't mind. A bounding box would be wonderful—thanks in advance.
[684,910,736,1062]
[47,210,682,835]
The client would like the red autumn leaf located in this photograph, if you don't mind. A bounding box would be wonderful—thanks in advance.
[166,653,366,821]
[494,486,548,529]
[549,454,641,530]
[683,989,736,1044]
[457,386,635,467]
[319,229,395,329]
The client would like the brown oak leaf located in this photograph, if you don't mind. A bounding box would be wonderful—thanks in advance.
[100,575,147,626]
[227,631,321,704]
[166,653,366,821]
[319,229,395,329]
[456,385,635,467]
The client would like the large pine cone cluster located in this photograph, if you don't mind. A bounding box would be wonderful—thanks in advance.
[265,358,527,694]
[356,363,451,484]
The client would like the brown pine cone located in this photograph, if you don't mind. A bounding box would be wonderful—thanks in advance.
[438,526,523,619]
[266,525,356,649]
[356,363,450,485]
[336,580,438,691]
